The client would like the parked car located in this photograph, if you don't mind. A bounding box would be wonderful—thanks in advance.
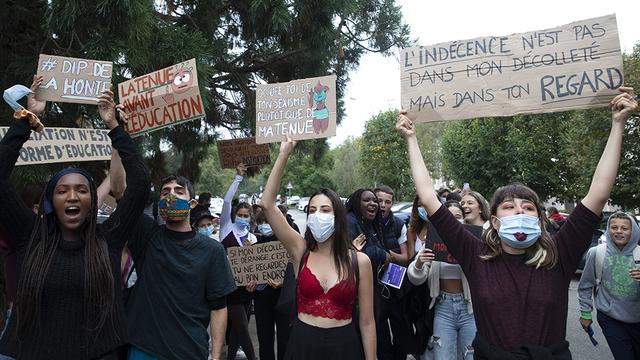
[287,195,301,206]
[297,197,310,212]
[391,202,413,224]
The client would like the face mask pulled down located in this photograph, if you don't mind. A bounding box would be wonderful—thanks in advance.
[307,213,335,243]
[159,194,191,222]
[497,214,541,249]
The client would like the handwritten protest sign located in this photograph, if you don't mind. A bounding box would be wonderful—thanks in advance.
[119,58,205,137]
[217,137,271,169]
[36,55,113,105]
[425,222,483,264]
[401,14,623,122]
[0,127,112,165]
[227,241,290,286]
[255,75,337,144]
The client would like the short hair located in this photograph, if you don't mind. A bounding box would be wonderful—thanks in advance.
[446,192,462,202]
[373,185,394,197]
[547,206,559,215]
[444,200,464,214]
[198,192,212,204]
[160,175,195,200]
[277,204,288,215]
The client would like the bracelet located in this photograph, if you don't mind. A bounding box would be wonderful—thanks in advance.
[13,109,43,132]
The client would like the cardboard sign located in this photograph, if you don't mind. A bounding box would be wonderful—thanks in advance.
[380,263,407,289]
[227,241,290,286]
[217,137,271,169]
[401,14,623,122]
[255,75,337,144]
[0,127,112,165]
[425,222,483,264]
[119,58,205,137]
[36,54,113,104]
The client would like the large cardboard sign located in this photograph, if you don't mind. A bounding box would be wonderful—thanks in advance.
[255,75,337,144]
[119,59,205,137]
[401,14,623,122]
[425,222,483,264]
[0,127,112,165]
[35,55,113,105]
[217,137,271,169]
[227,241,290,286]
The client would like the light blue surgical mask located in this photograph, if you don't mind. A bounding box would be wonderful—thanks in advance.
[418,207,428,221]
[198,225,214,237]
[258,224,273,237]
[235,217,250,228]
[497,214,541,249]
[3,84,32,111]
[307,212,335,243]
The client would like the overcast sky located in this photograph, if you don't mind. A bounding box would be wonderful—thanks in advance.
[328,0,640,147]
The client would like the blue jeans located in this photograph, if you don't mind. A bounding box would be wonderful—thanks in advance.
[421,292,476,360]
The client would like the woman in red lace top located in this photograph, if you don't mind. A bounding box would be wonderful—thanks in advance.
[261,137,376,360]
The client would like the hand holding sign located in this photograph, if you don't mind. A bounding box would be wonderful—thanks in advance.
[97,90,118,130]
[236,163,247,176]
[27,75,46,116]
[610,87,638,123]
[279,136,297,156]
[395,110,415,139]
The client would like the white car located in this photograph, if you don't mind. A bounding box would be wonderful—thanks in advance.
[287,195,301,206]
[297,197,310,212]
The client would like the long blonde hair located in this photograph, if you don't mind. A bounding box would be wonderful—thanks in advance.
[480,184,558,269]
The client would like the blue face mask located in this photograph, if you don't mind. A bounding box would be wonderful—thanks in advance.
[3,84,32,111]
[418,207,428,221]
[198,225,214,237]
[257,224,273,237]
[497,214,541,249]
[235,217,250,228]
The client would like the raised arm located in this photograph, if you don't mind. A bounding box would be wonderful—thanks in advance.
[261,138,306,264]
[396,112,441,216]
[0,75,46,245]
[220,163,245,238]
[581,87,637,214]
[99,90,150,248]
[108,149,126,200]
[0,119,36,245]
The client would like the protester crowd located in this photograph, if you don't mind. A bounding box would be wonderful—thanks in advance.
[0,71,638,360]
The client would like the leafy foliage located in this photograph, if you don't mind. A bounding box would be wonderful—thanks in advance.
[1,0,410,186]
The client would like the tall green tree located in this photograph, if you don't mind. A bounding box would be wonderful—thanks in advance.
[440,42,640,207]
[358,110,413,199]
[1,0,410,185]
[329,136,365,197]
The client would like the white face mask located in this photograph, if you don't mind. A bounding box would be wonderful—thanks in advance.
[307,212,335,243]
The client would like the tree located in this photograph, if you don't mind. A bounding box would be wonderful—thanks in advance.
[329,136,365,197]
[1,0,410,186]
[440,42,640,208]
[358,110,414,199]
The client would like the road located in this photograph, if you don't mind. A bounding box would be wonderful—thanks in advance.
[228,209,614,360]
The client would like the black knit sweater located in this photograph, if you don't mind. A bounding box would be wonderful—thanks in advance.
[0,119,150,359]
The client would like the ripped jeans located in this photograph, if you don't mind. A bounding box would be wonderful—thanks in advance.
[422,292,476,360]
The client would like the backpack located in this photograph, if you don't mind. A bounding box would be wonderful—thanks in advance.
[594,243,640,286]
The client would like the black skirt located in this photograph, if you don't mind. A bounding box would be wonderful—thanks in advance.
[284,318,363,360]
